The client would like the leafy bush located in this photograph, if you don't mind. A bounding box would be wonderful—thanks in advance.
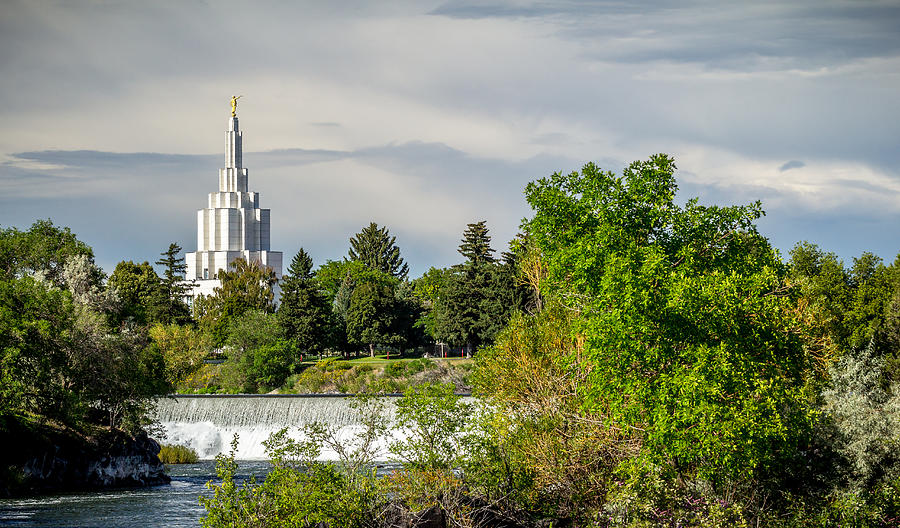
[200,434,376,528]
[822,340,900,488]
[158,443,199,464]
[390,382,471,471]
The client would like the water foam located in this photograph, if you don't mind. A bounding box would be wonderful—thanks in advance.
[153,395,400,460]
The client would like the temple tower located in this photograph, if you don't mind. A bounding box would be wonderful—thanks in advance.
[184,104,283,300]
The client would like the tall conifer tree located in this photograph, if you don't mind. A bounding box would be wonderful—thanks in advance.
[348,222,409,279]
[155,242,191,324]
[278,248,330,357]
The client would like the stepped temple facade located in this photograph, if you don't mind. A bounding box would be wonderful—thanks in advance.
[184,100,283,300]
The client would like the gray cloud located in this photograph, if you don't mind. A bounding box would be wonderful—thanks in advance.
[0,144,574,276]
[1,0,898,272]
[779,160,806,172]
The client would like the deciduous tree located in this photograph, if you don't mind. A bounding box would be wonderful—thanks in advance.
[522,154,816,485]
[195,259,277,345]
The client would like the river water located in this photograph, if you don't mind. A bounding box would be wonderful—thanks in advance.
[0,460,268,528]
[0,395,449,526]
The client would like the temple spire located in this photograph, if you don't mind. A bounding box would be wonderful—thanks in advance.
[225,114,242,170]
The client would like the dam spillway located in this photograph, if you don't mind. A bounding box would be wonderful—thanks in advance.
[153,394,402,461]
[154,394,476,461]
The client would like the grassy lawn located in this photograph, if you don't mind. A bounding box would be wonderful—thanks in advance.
[300,354,474,367]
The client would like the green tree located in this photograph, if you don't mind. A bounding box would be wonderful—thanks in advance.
[317,260,373,356]
[458,221,494,264]
[390,382,472,471]
[522,155,816,487]
[149,323,210,388]
[412,266,451,340]
[154,243,192,324]
[348,222,409,279]
[108,260,166,325]
[789,243,900,385]
[432,222,523,353]
[345,274,398,357]
[222,310,292,393]
[278,249,330,359]
[0,219,94,285]
[0,276,75,420]
[0,225,169,432]
[195,259,277,345]
[392,280,427,355]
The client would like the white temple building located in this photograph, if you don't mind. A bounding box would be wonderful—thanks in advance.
[184,107,283,300]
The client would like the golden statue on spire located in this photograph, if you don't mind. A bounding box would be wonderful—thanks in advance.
[230,95,243,117]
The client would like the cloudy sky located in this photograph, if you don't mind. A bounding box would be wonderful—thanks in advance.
[2,1,899,277]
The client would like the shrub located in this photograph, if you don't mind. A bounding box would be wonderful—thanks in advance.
[822,340,900,488]
[200,434,376,528]
[390,382,472,471]
[158,443,199,464]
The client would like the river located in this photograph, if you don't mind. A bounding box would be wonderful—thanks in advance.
[0,395,439,526]
[0,460,269,528]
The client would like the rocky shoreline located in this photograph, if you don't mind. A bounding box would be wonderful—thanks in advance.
[1,419,169,497]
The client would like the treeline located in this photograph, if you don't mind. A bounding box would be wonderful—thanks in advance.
[110,220,529,394]
[4,152,900,525]
[199,155,900,527]
[0,221,172,433]
[2,215,529,402]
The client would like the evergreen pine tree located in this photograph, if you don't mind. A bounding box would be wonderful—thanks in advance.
[432,221,524,354]
[278,249,330,358]
[155,242,191,324]
[348,222,409,279]
[458,221,495,265]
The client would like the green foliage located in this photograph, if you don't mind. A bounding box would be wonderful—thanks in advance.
[346,275,398,356]
[201,407,384,528]
[412,266,450,338]
[315,259,367,306]
[348,221,409,279]
[221,310,293,393]
[0,219,95,285]
[1,231,169,432]
[431,221,527,351]
[148,323,210,388]
[390,382,472,471]
[0,275,75,420]
[471,305,633,519]
[458,220,495,264]
[195,258,277,345]
[391,280,428,354]
[278,248,332,359]
[523,155,815,486]
[153,243,192,324]
[158,443,199,464]
[109,260,166,325]
[789,243,900,384]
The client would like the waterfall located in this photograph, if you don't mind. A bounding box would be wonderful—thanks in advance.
[153,395,402,461]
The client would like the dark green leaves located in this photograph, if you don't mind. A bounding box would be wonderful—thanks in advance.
[348,222,409,280]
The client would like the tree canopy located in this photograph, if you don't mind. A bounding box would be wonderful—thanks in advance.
[519,154,815,483]
[278,249,331,357]
[348,222,409,279]
[195,259,277,345]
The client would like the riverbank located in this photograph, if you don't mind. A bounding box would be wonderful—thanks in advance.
[0,460,238,527]
[0,416,169,497]
[177,356,475,395]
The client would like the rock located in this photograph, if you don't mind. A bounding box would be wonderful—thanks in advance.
[2,420,170,496]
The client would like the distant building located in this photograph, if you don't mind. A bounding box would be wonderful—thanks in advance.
[184,108,283,302]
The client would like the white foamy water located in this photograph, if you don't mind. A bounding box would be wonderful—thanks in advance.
[153,395,401,460]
